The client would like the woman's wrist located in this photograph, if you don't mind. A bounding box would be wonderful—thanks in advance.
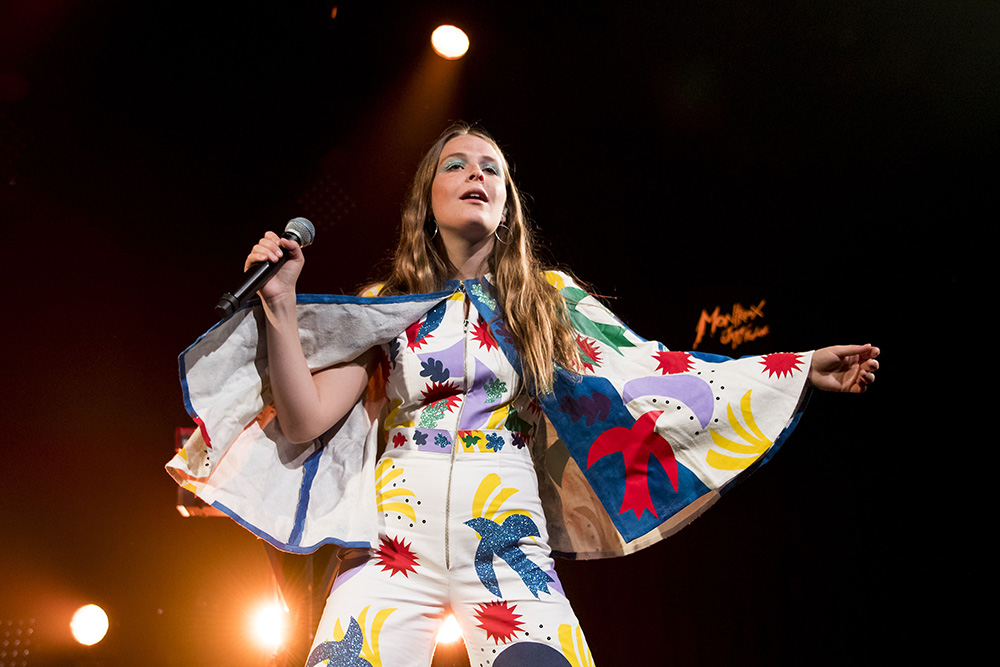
[262,291,298,327]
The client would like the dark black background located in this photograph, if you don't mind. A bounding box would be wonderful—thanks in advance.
[1,1,983,665]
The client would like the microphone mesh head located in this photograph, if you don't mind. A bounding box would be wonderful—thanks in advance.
[285,217,316,247]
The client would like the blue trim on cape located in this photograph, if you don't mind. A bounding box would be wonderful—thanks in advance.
[289,445,325,546]
[211,501,372,554]
[296,289,456,305]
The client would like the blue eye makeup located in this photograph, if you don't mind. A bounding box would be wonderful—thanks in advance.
[438,156,502,176]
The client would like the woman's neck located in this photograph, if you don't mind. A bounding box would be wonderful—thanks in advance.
[443,234,495,280]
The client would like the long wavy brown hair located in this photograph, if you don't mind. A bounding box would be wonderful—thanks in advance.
[377,122,580,394]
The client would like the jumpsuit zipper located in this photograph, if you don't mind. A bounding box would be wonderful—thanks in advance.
[444,280,471,571]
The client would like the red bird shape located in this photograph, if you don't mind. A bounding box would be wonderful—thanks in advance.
[586,410,678,519]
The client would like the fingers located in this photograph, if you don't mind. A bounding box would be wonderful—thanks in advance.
[244,231,279,269]
[244,231,301,271]
[814,343,881,393]
[861,344,880,381]
[830,343,874,359]
[859,346,880,388]
[836,344,881,371]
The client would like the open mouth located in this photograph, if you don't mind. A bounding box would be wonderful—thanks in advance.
[460,189,489,202]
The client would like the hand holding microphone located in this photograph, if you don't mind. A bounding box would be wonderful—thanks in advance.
[215,217,316,319]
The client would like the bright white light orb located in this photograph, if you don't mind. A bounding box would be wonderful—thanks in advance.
[431,25,469,60]
[253,603,288,652]
[436,613,463,644]
[70,604,109,646]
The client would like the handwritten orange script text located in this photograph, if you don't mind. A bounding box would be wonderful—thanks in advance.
[692,300,769,350]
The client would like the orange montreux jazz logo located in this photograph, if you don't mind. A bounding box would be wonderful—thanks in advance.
[692,299,769,350]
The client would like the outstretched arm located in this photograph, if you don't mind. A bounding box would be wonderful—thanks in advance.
[808,344,880,393]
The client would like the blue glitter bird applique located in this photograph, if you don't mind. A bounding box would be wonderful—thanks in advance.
[306,617,373,667]
[464,514,553,598]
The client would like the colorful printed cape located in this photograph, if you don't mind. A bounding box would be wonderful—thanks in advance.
[166,272,812,560]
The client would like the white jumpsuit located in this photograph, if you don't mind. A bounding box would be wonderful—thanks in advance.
[168,273,812,666]
[306,283,594,667]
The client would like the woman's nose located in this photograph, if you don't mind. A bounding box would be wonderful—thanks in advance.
[468,167,484,181]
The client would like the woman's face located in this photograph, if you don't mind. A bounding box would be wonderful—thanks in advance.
[430,134,508,245]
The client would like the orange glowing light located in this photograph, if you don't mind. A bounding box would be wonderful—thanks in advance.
[431,25,469,60]
[252,602,288,652]
[436,614,463,644]
[70,604,109,646]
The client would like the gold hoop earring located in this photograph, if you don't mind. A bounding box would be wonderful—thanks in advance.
[427,219,439,240]
[494,222,511,245]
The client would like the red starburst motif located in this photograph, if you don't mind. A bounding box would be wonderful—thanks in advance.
[420,382,463,408]
[472,317,499,351]
[652,350,694,375]
[392,432,407,448]
[473,600,524,645]
[576,335,602,372]
[759,353,804,378]
[405,320,433,351]
[374,536,419,578]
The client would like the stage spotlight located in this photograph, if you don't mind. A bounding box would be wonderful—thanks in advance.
[252,602,288,652]
[69,604,108,646]
[435,613,463,645]
[431,25,469,60]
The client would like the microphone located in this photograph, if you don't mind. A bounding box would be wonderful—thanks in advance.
[214,217,316,320]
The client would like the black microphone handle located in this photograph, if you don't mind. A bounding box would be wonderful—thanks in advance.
[214,252,291,319]
[214,226,309,320]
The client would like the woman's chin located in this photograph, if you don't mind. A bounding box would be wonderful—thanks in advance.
[442,221,498,246]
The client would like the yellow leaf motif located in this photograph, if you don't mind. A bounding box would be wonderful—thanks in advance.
[384,398,414,431]
[485,404,511,430]
[471,473,531,528]
[360,283,385,298]
[375,459,417,522]
[558,624,595,667]
[330,606,396,667]
[358,605,396,667]
[544,270,566,290]
[707,390,773,471]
